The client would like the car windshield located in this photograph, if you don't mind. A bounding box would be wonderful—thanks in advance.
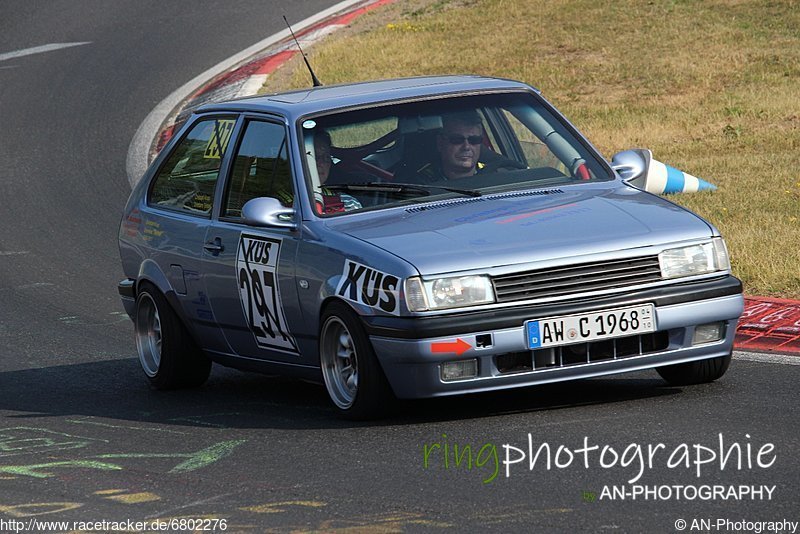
[300,92,611,216]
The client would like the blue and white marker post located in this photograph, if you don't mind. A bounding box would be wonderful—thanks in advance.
[618,148,717,195]
[642,158,717,195]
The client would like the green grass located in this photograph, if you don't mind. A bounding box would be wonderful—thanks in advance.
[263,0,800,298]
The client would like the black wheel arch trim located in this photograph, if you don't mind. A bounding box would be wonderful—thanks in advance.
[118,278,135,299]
[126,277,204,345]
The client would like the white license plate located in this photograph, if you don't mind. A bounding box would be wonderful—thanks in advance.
[526,304,655,349]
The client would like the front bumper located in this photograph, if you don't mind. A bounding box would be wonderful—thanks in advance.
[368,276,744,399]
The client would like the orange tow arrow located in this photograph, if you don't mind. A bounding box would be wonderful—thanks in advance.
[430,338,472,356]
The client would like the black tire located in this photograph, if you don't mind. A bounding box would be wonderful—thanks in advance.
[656,352,732,386]
[319,301,395,420]
[134,282,211,389]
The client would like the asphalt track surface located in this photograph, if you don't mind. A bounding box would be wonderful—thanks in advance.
[0,3,798,532]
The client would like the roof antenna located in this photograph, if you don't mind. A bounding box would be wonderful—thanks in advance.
[283,15,322,87]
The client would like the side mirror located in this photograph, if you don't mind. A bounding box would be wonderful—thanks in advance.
[611,148,652,184]
[241,197,297,229]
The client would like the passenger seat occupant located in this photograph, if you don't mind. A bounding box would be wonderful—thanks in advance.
[312,129,362,214]
[314,129,335,184]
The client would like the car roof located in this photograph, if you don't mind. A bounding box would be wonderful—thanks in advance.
[195,75,538,120]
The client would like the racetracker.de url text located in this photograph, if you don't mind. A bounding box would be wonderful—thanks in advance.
[0,517,228,533]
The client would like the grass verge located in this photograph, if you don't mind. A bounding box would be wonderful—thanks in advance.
[263,0,800,298]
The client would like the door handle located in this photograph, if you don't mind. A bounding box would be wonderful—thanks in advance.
[203,238,225,254]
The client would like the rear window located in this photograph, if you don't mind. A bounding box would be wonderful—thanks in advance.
[149,117,236,216]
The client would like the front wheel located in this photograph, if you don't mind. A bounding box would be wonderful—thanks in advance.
[134,282,211,389]
[319,302,394,419]
[656,352,732,386]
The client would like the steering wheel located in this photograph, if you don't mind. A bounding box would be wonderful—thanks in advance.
[480,157,527,174]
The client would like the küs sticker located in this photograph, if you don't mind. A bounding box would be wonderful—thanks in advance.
[336,260,400,315]
[236,234,298,353]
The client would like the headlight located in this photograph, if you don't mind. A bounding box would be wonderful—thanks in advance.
[405,275,495,311]
[658,238,730,279]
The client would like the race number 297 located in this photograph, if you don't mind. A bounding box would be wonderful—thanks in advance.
[236,234,298,353]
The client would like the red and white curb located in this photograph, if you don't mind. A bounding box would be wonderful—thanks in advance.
[126,0,396,188]
[150,0,396,161]
[738,297,800,354]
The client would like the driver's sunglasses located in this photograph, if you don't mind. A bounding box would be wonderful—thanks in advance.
[446,134,483,146]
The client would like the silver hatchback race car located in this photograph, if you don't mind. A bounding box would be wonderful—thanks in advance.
[119,76,744,418]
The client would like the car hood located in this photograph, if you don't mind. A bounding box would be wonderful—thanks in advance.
[328,184,713,275]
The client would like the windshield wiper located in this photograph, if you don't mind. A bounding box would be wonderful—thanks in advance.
[324,182,482,198]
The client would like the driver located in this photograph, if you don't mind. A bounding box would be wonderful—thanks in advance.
[415,111,487,181]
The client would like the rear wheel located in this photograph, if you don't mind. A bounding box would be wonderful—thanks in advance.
[656,352,732,386]
[134,282,211,389]
[319,302,394,419]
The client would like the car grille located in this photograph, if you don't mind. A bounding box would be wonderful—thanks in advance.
[492,255,663,303]
[495,331,671,374]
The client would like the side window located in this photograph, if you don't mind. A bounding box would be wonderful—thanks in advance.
[223,120,293,218]
[502,109,568,174]
[149,117,236,216]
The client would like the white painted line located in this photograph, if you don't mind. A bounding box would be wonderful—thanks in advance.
[126,0,369,188]
[0,282,54,292]
[298,24,345,45]
[0,251,29,256]
[733,351,800,365]
[17,282,54,290]
[0,42,91,62]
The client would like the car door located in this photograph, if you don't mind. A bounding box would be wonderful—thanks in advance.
[201,117,304,363]
[143,114,238,354]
